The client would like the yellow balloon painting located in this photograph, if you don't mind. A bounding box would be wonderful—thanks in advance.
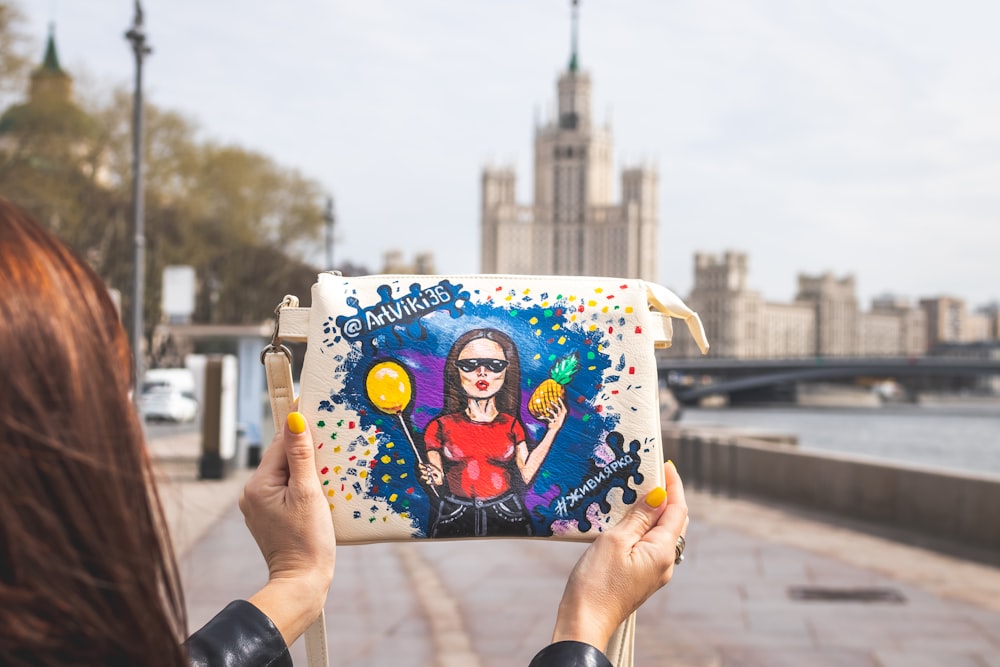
[365,360,413,414]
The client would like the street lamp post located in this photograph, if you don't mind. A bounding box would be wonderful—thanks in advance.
[324,195,336,271]
[125,1,151,407]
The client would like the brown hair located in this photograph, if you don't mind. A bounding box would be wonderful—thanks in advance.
[0,198,187,665]
[442,328,522,417]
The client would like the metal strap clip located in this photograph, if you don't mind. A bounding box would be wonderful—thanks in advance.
[260,294,298,364]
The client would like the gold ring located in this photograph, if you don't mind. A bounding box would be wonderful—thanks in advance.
[674,534,686,565]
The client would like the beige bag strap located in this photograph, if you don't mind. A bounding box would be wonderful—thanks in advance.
[262,296,330,667]
[606,612,636,667]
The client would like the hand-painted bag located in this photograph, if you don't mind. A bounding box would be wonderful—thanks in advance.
[263,272,708,545]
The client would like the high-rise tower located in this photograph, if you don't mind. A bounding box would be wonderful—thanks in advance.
[481,1,659,281]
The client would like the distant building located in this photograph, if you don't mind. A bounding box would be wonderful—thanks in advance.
[480,4,658,282]
[918,296,967,348]
[672,250,930,359]
[918,296,1000,348]
[862,295,926,356]
[795,273,859,356]
[381,250,435,275]
[682,251,815,359]
[0,25,95,156]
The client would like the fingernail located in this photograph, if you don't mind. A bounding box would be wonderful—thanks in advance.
[645,486,667,508]
[287,412,306,434]
[667,459,677,470]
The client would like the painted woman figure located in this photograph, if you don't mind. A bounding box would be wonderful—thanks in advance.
[418,328,567,537]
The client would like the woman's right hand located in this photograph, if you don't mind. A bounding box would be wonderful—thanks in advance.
[550,461,688,651]
[419,462,444,486]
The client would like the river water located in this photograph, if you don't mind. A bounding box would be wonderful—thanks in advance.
[676,402,1000,476]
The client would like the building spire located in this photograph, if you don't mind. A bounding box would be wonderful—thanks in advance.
[42,23,63,73]
[568,0,579,73]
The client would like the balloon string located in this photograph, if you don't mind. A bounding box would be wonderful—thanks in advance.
[399,413,439,497]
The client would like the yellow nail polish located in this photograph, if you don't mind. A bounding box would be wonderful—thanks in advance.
[667,459,677,470]
[287,412,306,434]
[645,486,666,508]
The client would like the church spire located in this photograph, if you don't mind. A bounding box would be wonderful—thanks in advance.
[568,0,579,73]
[41,23,63,73]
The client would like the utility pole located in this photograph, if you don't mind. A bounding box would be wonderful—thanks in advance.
[324,195,336,271]
[125,1,151,408]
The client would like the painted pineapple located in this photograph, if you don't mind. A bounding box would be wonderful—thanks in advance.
[528,353,580,419]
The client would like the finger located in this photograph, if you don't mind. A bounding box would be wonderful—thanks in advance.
[285,412,319,494]
[609,480,670,543]
[664,460,687,511]
[254,430,289,480]
[660,460,688,534]
[641,462,689,554]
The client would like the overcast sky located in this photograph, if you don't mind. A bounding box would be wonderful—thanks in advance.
[18,0,1000,308]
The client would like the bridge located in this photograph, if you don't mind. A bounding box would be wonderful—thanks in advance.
[655,355,1000,402]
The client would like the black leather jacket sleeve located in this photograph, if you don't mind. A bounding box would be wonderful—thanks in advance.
[528,641,614,667]
[185,600,291,667]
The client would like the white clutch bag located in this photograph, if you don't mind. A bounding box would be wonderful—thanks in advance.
[263,272,709,545]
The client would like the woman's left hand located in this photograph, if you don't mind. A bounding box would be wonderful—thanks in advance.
[240,412,336,646]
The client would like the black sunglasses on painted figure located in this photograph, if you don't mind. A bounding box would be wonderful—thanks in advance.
[454,358,509,373]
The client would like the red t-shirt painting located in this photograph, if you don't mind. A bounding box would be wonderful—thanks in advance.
[423,412,527,499]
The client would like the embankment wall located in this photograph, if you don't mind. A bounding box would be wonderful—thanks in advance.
[663,426,1000,555]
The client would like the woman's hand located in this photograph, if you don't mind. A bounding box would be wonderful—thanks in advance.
[419,462,444,486]
[551,461,688,651]
[239,412,336,646]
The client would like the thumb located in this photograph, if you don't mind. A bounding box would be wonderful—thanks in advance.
[284,411,318,491]
[611,485,668,542]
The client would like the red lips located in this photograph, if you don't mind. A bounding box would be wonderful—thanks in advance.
[476,380,490,391]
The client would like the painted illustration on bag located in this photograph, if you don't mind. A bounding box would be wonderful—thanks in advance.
[314,278,657,538]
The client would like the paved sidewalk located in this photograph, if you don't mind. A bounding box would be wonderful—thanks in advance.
[153,432,1000,666]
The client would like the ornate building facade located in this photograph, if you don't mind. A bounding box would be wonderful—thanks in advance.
[672,250,932,359]
[480,7,658,281]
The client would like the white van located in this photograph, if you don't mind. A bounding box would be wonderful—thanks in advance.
[140,368,198,422]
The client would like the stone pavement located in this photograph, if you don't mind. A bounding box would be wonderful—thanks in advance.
[151,432,1000,666]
